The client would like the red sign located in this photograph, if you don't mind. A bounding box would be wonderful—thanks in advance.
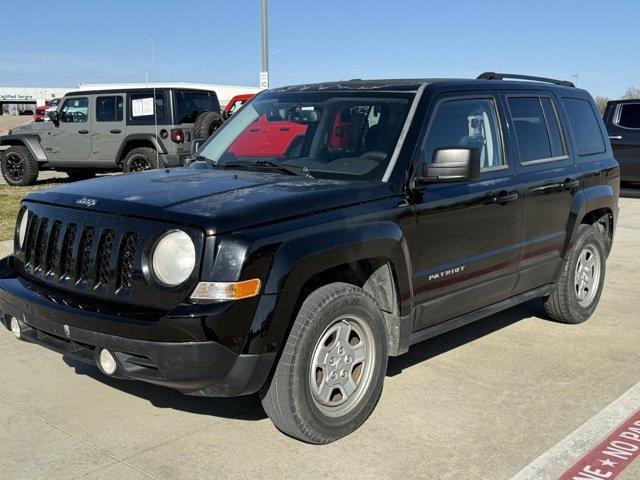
[559,410,640,479]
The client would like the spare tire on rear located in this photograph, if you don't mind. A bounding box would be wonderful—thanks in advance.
[193,111,223,139]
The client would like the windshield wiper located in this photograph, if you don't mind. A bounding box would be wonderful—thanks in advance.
[187,154,218,167]
[223,159,313,178]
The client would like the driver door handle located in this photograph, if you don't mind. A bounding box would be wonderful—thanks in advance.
[78,129,89,135]
[485,191,519,205]
[110,129,121,134]
[561,178,580,190]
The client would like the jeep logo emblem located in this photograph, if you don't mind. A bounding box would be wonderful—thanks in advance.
[76,197,97,207]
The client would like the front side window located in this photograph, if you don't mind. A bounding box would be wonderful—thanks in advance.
[192,91,412,182]
[128,91,167,125]
[562,98,605,156]
[174,91,220,124]
[618,103,640,129]
[60,97,88,123]
[424,98,504,169]
[96,96,123,122]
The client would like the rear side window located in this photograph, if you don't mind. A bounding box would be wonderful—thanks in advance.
[562,98,605,156]
[508,97,565,163]
[127,91,167,125]
[174,91,220,124]
[96,96,123,122]
[618,103,640,129]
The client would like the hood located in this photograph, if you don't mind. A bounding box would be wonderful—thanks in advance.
[10,121,53,134]
[24,168,397,234]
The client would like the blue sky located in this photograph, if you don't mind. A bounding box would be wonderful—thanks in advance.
[1,0,637,99]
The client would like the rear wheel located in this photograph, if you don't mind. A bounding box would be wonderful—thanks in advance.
[123,147,159,173]
[1,146,39,186]
[544,224,607,324]
[260,282,388,444]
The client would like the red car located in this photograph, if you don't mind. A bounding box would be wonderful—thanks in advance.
[33,98,61,122]
[223,94,255,119]
[228,113,308,157]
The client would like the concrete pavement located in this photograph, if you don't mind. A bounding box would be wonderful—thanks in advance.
[0,195,639,479]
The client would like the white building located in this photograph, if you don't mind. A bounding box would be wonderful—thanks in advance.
[0,86,74,107]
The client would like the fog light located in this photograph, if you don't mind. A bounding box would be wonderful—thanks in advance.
[98,349,117,375]
[10,317,21,339]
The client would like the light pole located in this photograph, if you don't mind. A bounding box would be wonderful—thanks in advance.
[260,0,269,89]
[571,74,579,87]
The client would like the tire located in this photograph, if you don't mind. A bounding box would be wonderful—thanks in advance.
[122,147,159,173]
[193,111,223,139]
[544,224,607,324]
[260,282,388,444]
[1,146,39,186]
[64,170,96,182]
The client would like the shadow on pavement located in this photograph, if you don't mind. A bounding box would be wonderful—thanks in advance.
[62,356,266,421]
[620,186,640,199]
[387,298,548,377]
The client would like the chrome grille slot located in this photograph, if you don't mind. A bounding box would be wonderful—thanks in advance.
[45,221,61,275]
[33,218,49,271]
[61,224,77,280]
[77,227,95,283]
[117,233,138,291]
[96,229,115,286]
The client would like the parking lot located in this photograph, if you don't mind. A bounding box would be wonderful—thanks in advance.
[0,192,636,479]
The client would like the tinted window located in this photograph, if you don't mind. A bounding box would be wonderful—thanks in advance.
[508,97,553,162]
[175,91,220,124]
[424,98,504,169]
[562,98,605,156]
[619,103,640,129]
[60,97,88,123]
[96,96,123,122]
[541,98,565,158]
[128,91,167,125]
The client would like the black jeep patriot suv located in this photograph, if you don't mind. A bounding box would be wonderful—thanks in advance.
[0,73,619,444]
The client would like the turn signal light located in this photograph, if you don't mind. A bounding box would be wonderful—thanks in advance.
[190,279,262,301]
[171,128,185,143]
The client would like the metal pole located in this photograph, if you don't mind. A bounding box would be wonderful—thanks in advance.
[260,0,269,89]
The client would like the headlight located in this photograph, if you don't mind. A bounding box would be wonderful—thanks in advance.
[17,210,29,249]
[151,230,196,286]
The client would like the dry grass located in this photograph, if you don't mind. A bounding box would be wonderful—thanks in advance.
[0,179,67,241]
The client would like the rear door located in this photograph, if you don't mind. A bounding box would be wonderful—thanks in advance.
[607,102,640,182]
[506,91,581,294]
[53,96,92,162]
[91,94,125,165]
[410,92,523,330]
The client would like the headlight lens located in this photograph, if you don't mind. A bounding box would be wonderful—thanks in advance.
[17,210,29,249]
[151,230,196,286]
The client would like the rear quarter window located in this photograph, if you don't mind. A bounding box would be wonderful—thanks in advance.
[174,91,220,124]
[618,103,640,129]
[562,98,606,156]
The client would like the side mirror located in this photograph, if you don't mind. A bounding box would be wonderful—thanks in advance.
[415,147,481,186]
[191,138,207,155]
[47,110,59,125]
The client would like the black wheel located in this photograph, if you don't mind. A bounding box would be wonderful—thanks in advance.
[64,170,96,182]
[544,224,607,324]
[123,147,159,173]
[193,111,223,139]
[260,282,388,444]
[1,146,39,186]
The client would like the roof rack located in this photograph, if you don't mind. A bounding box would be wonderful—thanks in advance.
[477,72,575,88]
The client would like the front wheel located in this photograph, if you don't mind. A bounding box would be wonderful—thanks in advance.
[260,282,388,444]
[544,224,607,324]
[1,146,39,186]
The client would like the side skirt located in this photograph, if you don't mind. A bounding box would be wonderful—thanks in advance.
[409,284,554,346]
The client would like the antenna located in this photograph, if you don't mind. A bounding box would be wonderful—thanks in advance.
[150,36,159,166]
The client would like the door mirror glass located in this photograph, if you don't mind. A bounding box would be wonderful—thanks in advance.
[47,110,59,124]
[419,147,481,183]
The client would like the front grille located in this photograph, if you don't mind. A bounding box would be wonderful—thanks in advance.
[16,203,203,310]
[23,217,138,293]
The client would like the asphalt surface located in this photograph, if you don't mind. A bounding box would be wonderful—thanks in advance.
[0,187,639,479]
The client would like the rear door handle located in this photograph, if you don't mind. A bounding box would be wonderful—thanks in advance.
[486,191,519,205]
[110,129,121,134]
[78,129,89,135]
[561,178,580,190]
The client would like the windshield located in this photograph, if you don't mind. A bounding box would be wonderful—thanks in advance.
[191,91,413,182]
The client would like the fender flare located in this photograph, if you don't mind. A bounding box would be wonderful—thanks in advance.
[247,221,414,356]
[0,134,48,162]
[563,184,616,257]
[115,134,167,163]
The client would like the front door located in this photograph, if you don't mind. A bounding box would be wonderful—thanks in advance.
[53,96,92,162]
[607,102,640,182]
[92,95,125,165]
[411,93,523,331]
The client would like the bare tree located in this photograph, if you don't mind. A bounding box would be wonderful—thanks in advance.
[622,87,640,100]
[594,96,610,115]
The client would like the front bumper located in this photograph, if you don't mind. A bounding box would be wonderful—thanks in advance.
[0,259,274,397]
